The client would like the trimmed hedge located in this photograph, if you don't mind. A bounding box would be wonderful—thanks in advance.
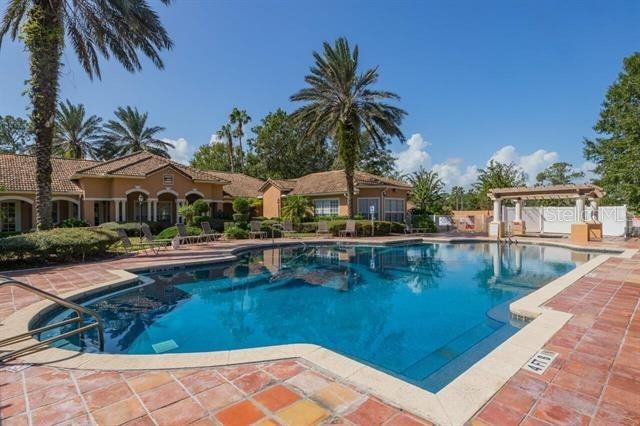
[156,225,202,240]
[0,228,119,263]
[59,218,89,228]
[296,220,404,236]
[98,221,165,236]
[224,225,249,239]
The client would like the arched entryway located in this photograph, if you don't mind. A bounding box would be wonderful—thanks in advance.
[0,196,33,232]
[157,192,177,226]
[126,191,149,223]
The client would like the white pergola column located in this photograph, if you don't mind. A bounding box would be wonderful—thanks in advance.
[575,196,586,223]
[493,198,502,222]
[514,199,523,222]
[590,200,598,221]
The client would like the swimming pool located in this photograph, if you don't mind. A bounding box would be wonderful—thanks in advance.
[35,242,599,391]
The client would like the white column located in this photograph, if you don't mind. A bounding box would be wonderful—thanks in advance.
[493,199,502,222]
[575,197,585,223]
[115,201,120,222]
[514,199,522,222]
[122,200,127,222]
[147,200,151,221]
[590,200,598,221]
[514,245,523,273]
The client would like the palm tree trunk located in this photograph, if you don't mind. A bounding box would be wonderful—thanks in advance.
[227,139,234,173]
[338,119,359,218]
[24,1,64,230]
[237,135,244,172]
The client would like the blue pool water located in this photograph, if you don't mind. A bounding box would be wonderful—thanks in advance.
[37,242,599,391]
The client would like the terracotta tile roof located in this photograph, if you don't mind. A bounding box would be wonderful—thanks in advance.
[260,170,412,195]
[75,151,229,184]
[0,154,98,193]
[204,172,265,198]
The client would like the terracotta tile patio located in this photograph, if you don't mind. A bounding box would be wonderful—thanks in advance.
[1,236,639,425]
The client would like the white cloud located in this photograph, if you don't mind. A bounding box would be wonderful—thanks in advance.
[209,133,223,145]
[579,160,598,183]
[392,135,579,189]
[394,133,432,174]
[164,137,193,165]
[489,145,558,184]
[432,158,479,189]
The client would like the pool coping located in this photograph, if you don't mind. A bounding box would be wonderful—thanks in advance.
[2,237,637,425]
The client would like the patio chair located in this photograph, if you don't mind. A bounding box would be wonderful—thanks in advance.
[281,220,296,238]
[249,220,267,239]
[339,220,357,238]
[316,221,330,237]
[201,221,222,243]
[115,229,160,256]
[141,223,171,250]
[176,223,202,245]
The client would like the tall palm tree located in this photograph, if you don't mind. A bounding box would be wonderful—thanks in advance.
[217,123,235,172]
[100,106,174,158]
[290,38,406,218]
[0,0,172,229]
[229,108,250,171]
[53,100,102,159]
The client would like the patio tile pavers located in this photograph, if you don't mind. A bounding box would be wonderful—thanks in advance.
[254,384,301,412]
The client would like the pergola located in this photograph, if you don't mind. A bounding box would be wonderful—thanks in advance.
[487,184,605,240]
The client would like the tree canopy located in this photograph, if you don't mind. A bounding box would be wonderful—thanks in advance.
[409,168,445,212]
[584,53,640,211]
[245,109,333,180]
[535,162,585,186]
[191,142,243,172]
[473,160,526,208]
[0,115,32,154]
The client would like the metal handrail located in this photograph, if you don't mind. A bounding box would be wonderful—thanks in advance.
[0,275,105,362]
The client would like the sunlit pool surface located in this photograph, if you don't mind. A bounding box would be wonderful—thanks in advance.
[36,242,600,391]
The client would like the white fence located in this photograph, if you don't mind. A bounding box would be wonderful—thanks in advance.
[504,206,627,237]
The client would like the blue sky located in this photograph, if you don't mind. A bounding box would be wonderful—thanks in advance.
[1,0,638,187]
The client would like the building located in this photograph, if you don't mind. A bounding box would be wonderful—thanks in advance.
[259,169,412,221]
[0,152,411,233]
[0,151,264,231]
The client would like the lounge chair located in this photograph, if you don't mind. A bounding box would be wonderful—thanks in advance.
[115,229,160,255]
[249,220,268,239]
[201,221,221,242]
[316,221,330,237]
[339,220,357,238]
[141,223,171,250]
[176,223,202,245]
[281,220,296,238]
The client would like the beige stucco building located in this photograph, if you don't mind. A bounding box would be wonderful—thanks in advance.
[260,170,412,222]
[0,152,411,232]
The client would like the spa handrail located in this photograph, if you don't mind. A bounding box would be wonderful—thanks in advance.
[0,275,104,362]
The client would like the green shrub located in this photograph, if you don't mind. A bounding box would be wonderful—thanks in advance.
[0,228,119,263]
[224,225,249,239]
[232,198,251,215]
[192,215,210,226]
[411,214,437,233]
[59,217,89,228]
[0,230,24,239]
[191,199,209,216]
[178,204,196,225]
[156,225,202,240]
[99,221,166,236]
[281,195,312,224]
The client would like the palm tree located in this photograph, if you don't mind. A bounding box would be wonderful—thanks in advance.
[100,106,174,158]
[217,123,235,172]
[53,100,102,159]
[409,168,445,212]
[450,185,465,210]
[290,38,406,218]
[229,108,251,171]
[0,0,172,229]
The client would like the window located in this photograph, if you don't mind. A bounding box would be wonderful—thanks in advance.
[357,198,379,220]
[313,199,339,216]
[1,202,17,232]
[51,201,59,224]
[384,198,405,222]
[163,174,174,185]
[158,201,173,223]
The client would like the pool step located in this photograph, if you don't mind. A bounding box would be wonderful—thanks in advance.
[401,318,503,382]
